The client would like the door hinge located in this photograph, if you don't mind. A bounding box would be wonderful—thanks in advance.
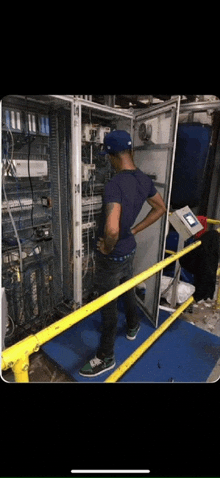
[75,184,80,193]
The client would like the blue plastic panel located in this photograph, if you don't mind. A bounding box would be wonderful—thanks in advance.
[171,123,212,209]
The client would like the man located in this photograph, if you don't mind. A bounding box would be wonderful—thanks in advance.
[79,130,166,377]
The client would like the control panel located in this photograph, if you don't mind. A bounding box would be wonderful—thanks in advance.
[169,205,204,240]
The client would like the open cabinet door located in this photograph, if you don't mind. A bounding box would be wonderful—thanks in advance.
[133,96,180,327]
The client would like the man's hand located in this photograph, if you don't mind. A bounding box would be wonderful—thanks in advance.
[97,237,109,255]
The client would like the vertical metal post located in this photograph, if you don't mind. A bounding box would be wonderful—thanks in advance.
[104,95,115,108]
[170,236,184,309]
[56,115,64,293]
[12,355,30,382]
[162,99,181,312]
[71,100,82,308]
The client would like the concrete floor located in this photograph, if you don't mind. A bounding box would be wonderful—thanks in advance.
[181,298,220,383]
[2,295,220,384]
[2,349,74,383]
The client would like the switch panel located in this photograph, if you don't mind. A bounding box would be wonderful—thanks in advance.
[11,159,48,177]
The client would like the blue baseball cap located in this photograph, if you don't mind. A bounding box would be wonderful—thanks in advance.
[99,130,132,155]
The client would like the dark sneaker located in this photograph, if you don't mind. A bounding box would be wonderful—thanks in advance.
[126,324,140,340]
[79,355,116,377]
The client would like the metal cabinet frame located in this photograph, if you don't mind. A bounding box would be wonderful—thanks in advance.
[51,96,180,326]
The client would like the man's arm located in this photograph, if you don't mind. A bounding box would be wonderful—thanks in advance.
[131,192,166,236]
[97,202,121,255]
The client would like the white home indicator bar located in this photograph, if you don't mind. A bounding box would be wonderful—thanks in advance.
[71,471,150,474]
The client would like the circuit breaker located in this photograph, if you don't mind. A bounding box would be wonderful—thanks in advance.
[8,159,48,177]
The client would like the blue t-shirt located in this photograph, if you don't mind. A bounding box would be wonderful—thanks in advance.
[96,168,157,257]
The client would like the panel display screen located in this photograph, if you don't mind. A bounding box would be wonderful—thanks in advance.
[183,213,198,227]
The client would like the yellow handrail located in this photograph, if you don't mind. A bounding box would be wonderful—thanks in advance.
[207,219,220,225]
[1,240,202,382]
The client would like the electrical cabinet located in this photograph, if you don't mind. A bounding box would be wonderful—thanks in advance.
[1,95,72,345]
[1,95,180,346]
[71,96,180,327]
[71,99,134,308]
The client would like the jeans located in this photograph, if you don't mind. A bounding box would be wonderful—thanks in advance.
[94,251,139,358]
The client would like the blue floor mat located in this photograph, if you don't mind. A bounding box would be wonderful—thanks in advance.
[42,301,220,383]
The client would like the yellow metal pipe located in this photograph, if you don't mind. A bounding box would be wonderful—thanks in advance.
[1,335,40,372]
[105,296,194,383]
[1,240,201,376]
[206,219,220,225]
[216,287,220,310]
[12,355,30,383]
[30,240,202,347]
[216,288,220,310]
